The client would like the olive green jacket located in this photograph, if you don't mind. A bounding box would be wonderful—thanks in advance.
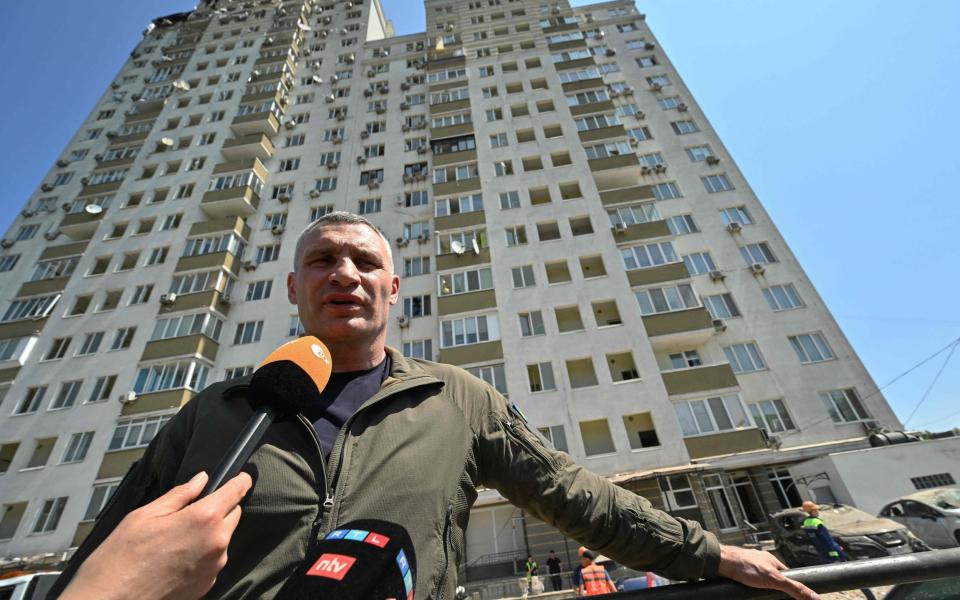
[51,348,720,599]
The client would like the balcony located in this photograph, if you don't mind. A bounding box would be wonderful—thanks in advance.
[553,57,597,71]
[121,388,196,417]
[430,123,474,140]
[174,250,241,275]
[435,210,485,231]
[578,125,627,143]
[159,289,232,316]
[230,111,280,136]
[429,98,471,115]
[562,76,605,93]
[141,334,219,362]
[616,220,672,245]
[626,262,690,287]
[0,318,48,341]
[77,180,123,198]
[433,177,481,196]
[589,153,641,189]
[570,99,615,117]
[438,340,503,366]
[437,289,497,316]
[200,186,260,219]
[436,247,490,271]
[59,209,105,240]
[72,521,94,547]
[642,307,716,350]
[684,427,766,460]
[97,447,145,478]
[188,215,250,239]
[17,277,70,298]
[660,362,739,396]
[221,133,275,162]
[600,185,656,206]
[547,38,588,52]
[433,148,477,167]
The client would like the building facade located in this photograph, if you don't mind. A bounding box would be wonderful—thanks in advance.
[0,0,899,578]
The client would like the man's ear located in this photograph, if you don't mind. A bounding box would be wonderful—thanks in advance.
[287,272,298,304]
[389,273,400,305]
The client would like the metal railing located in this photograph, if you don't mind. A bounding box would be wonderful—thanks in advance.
[610,547,960,599]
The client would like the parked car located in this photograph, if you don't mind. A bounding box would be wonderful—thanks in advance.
[885,575,960,600]
[878,487,960,548]
[615,572,670,592]
[0,572,59,600]
[769,503,928,567]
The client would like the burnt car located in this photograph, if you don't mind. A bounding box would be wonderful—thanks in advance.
[878,487,960,549]
[769,503,928,567]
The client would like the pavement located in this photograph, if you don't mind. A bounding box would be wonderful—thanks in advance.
[822,586,892,599]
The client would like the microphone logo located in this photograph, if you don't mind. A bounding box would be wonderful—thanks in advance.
[308,553,356,581]
[311,343,327,361]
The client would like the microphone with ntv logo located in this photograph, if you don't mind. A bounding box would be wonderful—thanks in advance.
[200,335,333,497]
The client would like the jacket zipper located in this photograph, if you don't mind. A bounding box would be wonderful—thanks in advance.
[296,414,331,559]
[315,376,442,537]
[434,503,453,600]
[504,418,555,471]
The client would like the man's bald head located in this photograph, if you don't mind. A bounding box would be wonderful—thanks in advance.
[293,211,393,272]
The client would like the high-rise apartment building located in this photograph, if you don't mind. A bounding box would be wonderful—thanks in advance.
[0,0,898,579]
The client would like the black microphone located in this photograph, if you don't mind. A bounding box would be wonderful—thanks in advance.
[200,336,332,497]
[277,519,417,600]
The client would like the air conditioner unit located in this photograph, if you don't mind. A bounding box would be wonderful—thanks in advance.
[332,135,343,144]
[551,6,560,13]
[402,174,413,183]
[356,155,367,164]
[609,90,621,98]
[400,82,410,90]
[706,155,720,165]
[375,106,386,114]
[725,222,742,233]
[21,209,35,218]
[400,101,410,110]
[80,177,90,185]
[708,270,726,282]
[41,183,54,192]
[629,138,639,147]
[634,111,646,120]
[749,262,765,275]
[160,293,178,305]
[649,83,662,92]
[395,237,409,248]
[61,202,72,212]
[94,153,104,161]
[645,42,656,50]
[586,15,595,23]
[271,224,285,235]
[395,195,405,206]
[284,120,297,130]
[401,124,411,132]
[415,172,427,181]
[56,159,70,168]
[43,230,60,241]
[360,130,370,138]
[278,193,291,203]
[612,222,627,234]
[243,260,258,271]
[416,232,430,243]
[367,180,380,189]
[417,146,427,154]
[605,48,616,57]
[0,239,13,249]
[325,94,336,103]
[336,113,346,121]
[118,391,138,404]
[367,69,376,77]
[346,53,355,63]
[677,102,688,112]
[397,315,410,328]
[309,189,321,198]
[640,166,652,175]
[712,318,727,332]
[326,161,339,169]
[363,89,374,97]
[653,164,666,173]
[622,86,635,96]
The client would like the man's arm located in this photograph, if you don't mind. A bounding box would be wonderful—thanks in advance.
[476,390,818,599]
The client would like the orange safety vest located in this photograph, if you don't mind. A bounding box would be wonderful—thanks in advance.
[581,563,615,596]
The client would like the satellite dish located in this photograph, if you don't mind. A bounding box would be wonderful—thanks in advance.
[471,239,480,255]
[450,240,465,255]
[84,204,103,215]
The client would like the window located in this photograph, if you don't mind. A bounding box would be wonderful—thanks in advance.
[14,386,46,415]
[504,226,527,247]
[32,497,68,534]
[536,221,561,241]
[0,254,19,272]
[499,191,520,209]
[403,257,430,277]
[622,413,660,450]
[748,399,796,434]
[288,315,304,338]
[99,290,122,312]
[511,265,535,288]
[440,314,500,348]
[44,337,72,360]
[2,294,59,322]
[702,173,734,193]
[723,343,766,373]
[621,241,678,270]
[820,388,870,423]
[62,431,94,463]
[607,203,661,227]
[402,339,433,361]
[579,419,616,456]
[671,120,700,135]
[660,475,697,510]
[404,191,429,207]
[234,321,264,345]
[674,394,751,436]
[910,473,956,490]
[720,206,754,226]
[159,213,183,231]
[493,160,514,176]
[278,158,300,172]
[537,425,568,453]
[763,284,804,311]
[670,350,702,369]
[635,284,699,315]
[108,415,174,451]
[50,380,82,410]
[651,181,682,200]
[87,375,116,403]
[518,311,545,337]
[489,133,508,148]
[83,483,120,522]
[683,252,717,276]
[740,242,777,265]
[146,247,169,266]
[439,267,493,296]
[256,244,281,264]
[527,362,556,392]
[665,214,699,235]
[789,333,835,363]
[403,295,432,318]
[704,293,741,319]
[133,361,209,394]
[436,194,483,217]
[16,224,40,241]
[130,284,153,305]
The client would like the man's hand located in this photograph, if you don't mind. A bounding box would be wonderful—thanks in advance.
[717,544,820,600]
[61,471,252,600]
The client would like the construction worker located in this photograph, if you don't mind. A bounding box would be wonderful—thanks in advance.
[801,501,876,600]
[575,550,618,596]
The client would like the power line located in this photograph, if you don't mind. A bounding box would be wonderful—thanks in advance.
[903,340,959,425]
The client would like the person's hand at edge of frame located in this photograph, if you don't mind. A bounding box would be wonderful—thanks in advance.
[59,471,252,600]
[717,544,820,600]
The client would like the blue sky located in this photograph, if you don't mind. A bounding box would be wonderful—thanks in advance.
[1,1,958,430]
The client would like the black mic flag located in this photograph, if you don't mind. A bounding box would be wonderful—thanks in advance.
[278,519,417,600]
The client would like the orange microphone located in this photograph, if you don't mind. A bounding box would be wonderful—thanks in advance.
[201,336,332,497]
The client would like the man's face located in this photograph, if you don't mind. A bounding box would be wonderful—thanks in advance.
[287,223,399,347]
